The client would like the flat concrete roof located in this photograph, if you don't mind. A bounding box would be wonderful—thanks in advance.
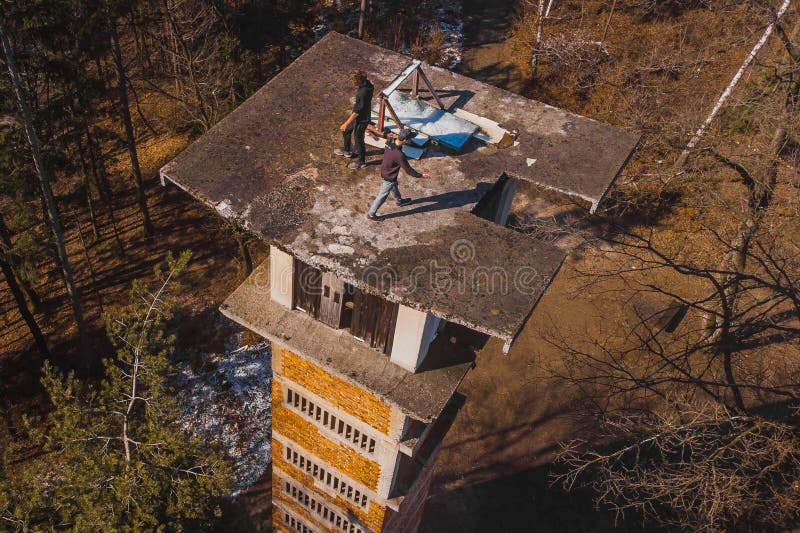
[161,32,638,344]
[220,259,472,422]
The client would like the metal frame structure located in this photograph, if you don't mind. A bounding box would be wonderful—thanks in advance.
[376,60,444,132]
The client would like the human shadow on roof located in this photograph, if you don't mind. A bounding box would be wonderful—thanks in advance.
[381,182,494,220]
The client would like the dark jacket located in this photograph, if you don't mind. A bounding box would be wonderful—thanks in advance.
[353,80,373,123]
[380,139,422,182]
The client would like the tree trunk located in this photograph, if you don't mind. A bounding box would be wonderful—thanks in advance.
[703,20,798,343]
[545,0,556,18]
[0,213,41,312]
[234,228,253,275]
[673,0,792,172]
[78,116,125,256]
[1,18,90,365]
[76,145,101,243]
[72,213,104,315]
[599,0,617,48]
[0,248,50,359]
[0,213,50,359]
[530,0,546,78]
[108,10,154,237]
[358,0,367,38]
[160,0,213,128]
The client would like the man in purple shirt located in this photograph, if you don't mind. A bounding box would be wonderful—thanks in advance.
[367,128,430,221]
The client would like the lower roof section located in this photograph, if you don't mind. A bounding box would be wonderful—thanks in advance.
[221,259,471,423]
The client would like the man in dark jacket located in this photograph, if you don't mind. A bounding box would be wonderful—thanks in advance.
[367,128,430,221]
[335,69,373,170]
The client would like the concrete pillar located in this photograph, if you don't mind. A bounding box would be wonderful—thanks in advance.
[270,246,294,308]
[389,306,440,372]
[494,176,517,226]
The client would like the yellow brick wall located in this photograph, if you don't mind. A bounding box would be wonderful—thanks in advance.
[273,380,381,491]
[273,439,388,532]
[271,516,292,533]
[276,345,392,434]
[273,487,326,532]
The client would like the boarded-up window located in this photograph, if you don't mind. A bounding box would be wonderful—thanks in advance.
[293,259,397,352]
[293,258,321,317]
[350,288,398,355]
[318,272,346,328]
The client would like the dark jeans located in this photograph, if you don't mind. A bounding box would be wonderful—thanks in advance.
[343,121,368,164]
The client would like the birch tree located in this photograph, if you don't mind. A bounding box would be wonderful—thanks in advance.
[530,0,546,78]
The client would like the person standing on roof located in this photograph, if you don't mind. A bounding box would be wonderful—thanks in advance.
[335,69,373,170]
[367,128,430,221]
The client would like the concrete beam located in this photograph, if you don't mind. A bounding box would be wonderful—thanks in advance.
[270,246,293,308]
[390,306,440,372]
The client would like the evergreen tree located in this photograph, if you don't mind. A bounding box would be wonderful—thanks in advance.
[0,14,91,364]
[106,0,153,237]
[0,251,233,532]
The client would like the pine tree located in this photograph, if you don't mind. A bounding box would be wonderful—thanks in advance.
[106,0,154,237]
[0,14,91,364]
[0,252,233,531]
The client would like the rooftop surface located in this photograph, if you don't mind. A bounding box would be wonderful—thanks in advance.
[220,259,472,422]
[161,32,638,344]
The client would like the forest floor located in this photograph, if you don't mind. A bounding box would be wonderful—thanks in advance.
[0,86,272,528]
[457,0,527,94]
[420,1,799,532]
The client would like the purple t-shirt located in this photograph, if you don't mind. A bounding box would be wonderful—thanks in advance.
[380,141,421,182]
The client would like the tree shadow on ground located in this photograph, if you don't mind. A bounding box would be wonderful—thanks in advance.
[213,465,273,533]
[420,462,643,533]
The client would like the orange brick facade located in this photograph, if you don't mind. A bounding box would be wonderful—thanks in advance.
[277,346,393,434]
[272,378,382,491]
[270,340,443,533]
[272,439,388,531]
[272,343,400,532]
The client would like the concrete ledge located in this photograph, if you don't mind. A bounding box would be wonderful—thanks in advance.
[221,259,471,423]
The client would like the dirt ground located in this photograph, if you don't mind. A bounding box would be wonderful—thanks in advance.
[458,0,528,94]
[418,0,797,531]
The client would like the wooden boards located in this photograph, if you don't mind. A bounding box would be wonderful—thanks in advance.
[351,288,398,355]
[293,258,398,355]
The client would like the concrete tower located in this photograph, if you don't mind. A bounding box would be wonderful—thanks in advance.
[160,33,637,533]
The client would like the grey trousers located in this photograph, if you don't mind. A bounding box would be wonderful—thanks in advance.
[368,180,402,216]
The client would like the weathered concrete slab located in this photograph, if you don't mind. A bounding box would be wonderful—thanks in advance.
[160,32,636,345]
[220,259,471,422]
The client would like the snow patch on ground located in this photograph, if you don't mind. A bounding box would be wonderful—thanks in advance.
[176,335,272,495]
[434,4,464,69]
[313,1,464,70]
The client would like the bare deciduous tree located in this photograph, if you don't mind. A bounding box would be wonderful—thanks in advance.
[539,6,800,529]
[559,402,800,532]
